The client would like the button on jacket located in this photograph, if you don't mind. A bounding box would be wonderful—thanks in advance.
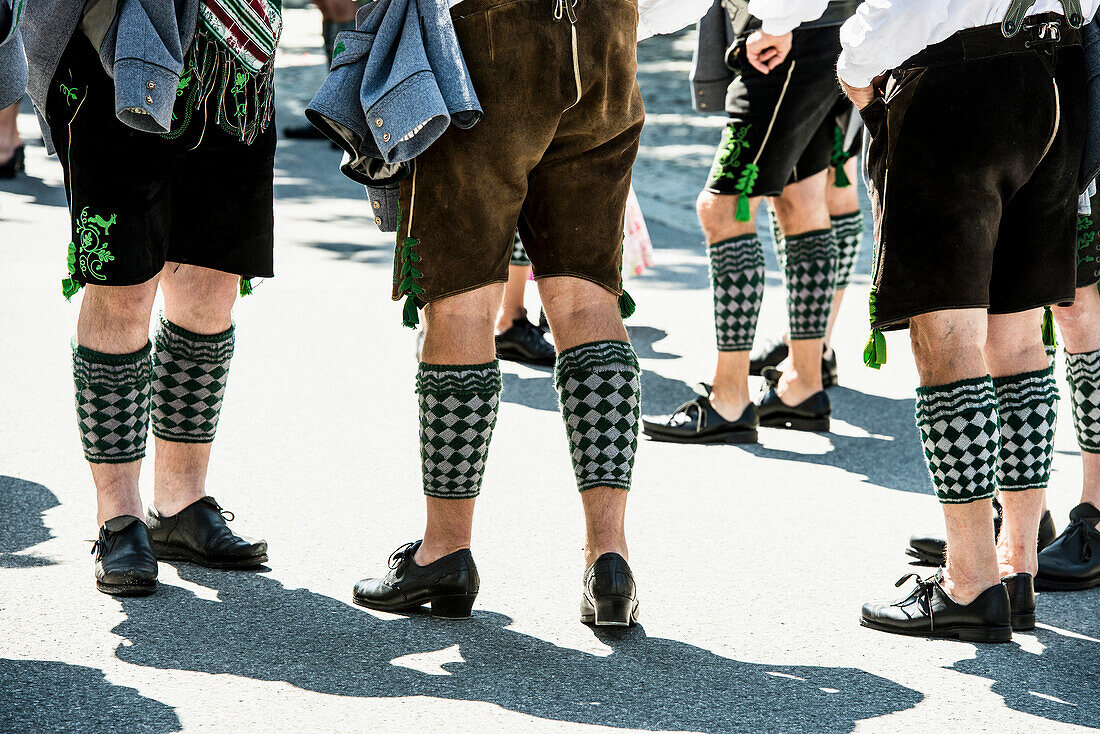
[0,0,27,110]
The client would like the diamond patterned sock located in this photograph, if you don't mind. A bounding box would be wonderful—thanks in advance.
[768,207,786,271]
[555,341,641,492]
[993,367,1058,491]
[784,229,836,340]
[418,362,501,499]
[915,376,1000,504]
[152,318,235,444]
[708,235,765,352]
[1067,349,1100,454]
[73,342,153,464]
[831,212,863,290]
[510,232,531,267]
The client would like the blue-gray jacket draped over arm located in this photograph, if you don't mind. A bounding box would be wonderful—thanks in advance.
[0,0,27,110]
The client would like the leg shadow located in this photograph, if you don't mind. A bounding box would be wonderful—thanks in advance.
[113,567,922,732]
[0,475,58,568]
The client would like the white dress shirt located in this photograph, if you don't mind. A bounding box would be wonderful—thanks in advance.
[447,0,713,41]
[748,0,829,35]
[838,0,1100,87]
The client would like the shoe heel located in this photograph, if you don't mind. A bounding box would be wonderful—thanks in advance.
[430,593,477,619]
[788,417,830,432]
[1011,612,1036,632]
[593,595,636,627]
[957,625,1013,643]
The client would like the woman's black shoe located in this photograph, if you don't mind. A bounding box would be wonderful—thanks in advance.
[1036,503,1100,591]
[861,571,1012,643]
[755,374,830,432]
[581,553,639,627]
[147,497,268,569]
[93,516,158,597]
[907,507,1058,567]
[353,540,479,619]
[1002,573,1035,631]
[642,396,758,444]
[0,144,25,179]
[749,338,788,375]
[495,316,556,367]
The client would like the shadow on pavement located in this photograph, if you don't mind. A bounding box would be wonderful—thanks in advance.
[114,566,921,733]
[0,475,58,568]
[0,658,181,733]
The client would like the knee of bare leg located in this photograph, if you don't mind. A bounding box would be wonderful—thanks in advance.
[696,191,728,228]
[910,317,980,365]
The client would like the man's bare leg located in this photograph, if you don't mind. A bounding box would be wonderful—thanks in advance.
[0,101,22,167]
[1055,285,1100,521]
[823,157,862,350]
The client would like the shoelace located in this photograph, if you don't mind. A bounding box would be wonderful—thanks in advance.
[670,397,707,432]
[895,573,938,632]
[1064,517,1100,561]
[207,499,235,522]
[388,542,418,570]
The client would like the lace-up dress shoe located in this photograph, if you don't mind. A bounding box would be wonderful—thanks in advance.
[907,509,1058,567]
[861,572,1012,642]
[581,553,639,627]
[1036,503,1100,591]
[755,371,830,432]
[759,351,839,388]
[1002,573,1036,631]
[495,316,556,367]
[147,497,267,569]
[93,516,158,596]
[749,338,788,375]
[642,396,758,444]
[353,541,479,618]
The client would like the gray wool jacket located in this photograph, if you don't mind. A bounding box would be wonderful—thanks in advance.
[0,0,26,110]
[23,0,201,153]
[1084,10,1100,190]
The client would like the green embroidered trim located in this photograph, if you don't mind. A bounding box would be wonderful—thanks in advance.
[61,241,81,301]
[333,41,346,58]
[59,83,78,106]
[72,208,117,284]
[398,237,424,329]
[734,164,759,222]
[830,125,852,188]
[863,287,886,369]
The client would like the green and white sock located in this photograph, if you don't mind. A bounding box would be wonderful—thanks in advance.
[915,376,999,504]
[768,207,786,271]
[1067,349,1100,453]
[784,229,836,340]
[73,342,153,463]
[152,317,236,444]
[831,212,863,290]
[510,232,531,267]
[708,235,765,352]
[993,367,1058,491]
[418,362,501,499]
[555,341,641,492]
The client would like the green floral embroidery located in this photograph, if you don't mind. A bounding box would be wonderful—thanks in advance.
[231,72,248,95]
[709,124,752,184]
[76,208,117,282]
[59,84,78,106]
[333,41,346,58]
[176,73,192,98]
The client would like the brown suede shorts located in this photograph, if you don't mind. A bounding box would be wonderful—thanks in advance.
[392,0,645,306]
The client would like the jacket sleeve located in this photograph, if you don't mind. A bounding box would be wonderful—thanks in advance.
[747,0,828,36]
[638,0,713,41]
[0,0,27,110]
[111,0,186,134]
[836,0,950,88]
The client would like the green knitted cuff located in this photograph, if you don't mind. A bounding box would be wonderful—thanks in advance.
[831,212,863,290]
[707,235,765,352]
[915,376,999,504]
[784,229,836,341]
[152,317,236,444]
[73,342,153,464]
[1067,349,1100,454]
[993,367,1058,491]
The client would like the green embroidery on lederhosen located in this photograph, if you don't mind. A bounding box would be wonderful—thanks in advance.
[709,124,751,184]
[59,83,78,106]
[62,208,118,300]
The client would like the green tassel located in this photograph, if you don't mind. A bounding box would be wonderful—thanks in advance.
[61,278,81,302]
[1042,306,1056,348]
[402,294,420,329]
[735,193,751,222]
[834,162,851,188]
[239,278,253,297]
[618,289,636,319]
[863,328,886,369]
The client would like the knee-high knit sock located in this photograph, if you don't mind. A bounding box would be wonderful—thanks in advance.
[418,362,501,499]
[510,232,531,267]
[784,229,836,341]
[831,212,863,290]
[993,367,1059,491]
[555,341,641,492]
[73,342,153,463]
[1067,349,1100,454]
[151,317,235,443]
[768,207,786,272]
[915,376,1000,504]
[708,235,765,352]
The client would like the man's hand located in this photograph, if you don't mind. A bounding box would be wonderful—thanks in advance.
[840,77,878,110]
[745,31,792,75]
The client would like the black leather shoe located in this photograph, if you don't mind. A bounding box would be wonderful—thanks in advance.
[1036,503,1100,591]
[0,144,25,179]
[1002,572,1035,631]
[821,348,839,388]
[907,507,1058,567]
[495,315,556,367]
[147,497,267,569]
[755,373,830,431]
[93,516,158,597]
[581,553,639,627]
[642,396,758,444]
[353,540,479,618]
[749,338,788,375]
[861,572,1012,642]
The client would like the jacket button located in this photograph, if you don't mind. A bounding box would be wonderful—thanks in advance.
[374,217,382,226]
[382,133,390,142]
[147,81,156,89]
[373,201,381,210]
[146,95,154,104]
[375,118,383,127]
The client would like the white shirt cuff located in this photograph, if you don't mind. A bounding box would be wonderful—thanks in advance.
[836,50,879,89]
